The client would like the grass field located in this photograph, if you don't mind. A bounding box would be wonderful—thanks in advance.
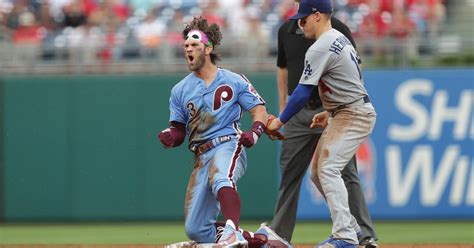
[0,221,473,246]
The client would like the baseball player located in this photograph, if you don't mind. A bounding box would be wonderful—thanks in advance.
[267,0,377,247]
[265,0,378,247]
[158,17,268,247]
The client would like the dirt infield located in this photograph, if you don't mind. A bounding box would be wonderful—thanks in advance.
[0,245,472,248]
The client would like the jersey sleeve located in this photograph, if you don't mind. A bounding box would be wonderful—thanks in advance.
[169,86,187,124]
[299,50,332,86]
[237,74,266,111]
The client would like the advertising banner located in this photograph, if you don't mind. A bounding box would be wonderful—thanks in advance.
[297,69,473,219]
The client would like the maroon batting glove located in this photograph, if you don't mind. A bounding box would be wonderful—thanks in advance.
[239,121,266,148]
[158,121,186,148]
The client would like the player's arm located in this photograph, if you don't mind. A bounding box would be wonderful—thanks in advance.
[269,49,330,131]
[159,87,187,148]
[239,104,267,148]
[276,23,289,115]
[268,83,315,131]
[277,67,288,114]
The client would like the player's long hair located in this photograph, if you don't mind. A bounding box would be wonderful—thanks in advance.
[182,16,222,64]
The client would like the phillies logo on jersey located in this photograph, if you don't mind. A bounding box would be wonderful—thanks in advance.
[213,84,234,111]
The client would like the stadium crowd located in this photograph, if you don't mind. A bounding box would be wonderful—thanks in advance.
[0,0,450,65]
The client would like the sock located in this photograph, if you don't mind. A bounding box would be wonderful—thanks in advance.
[217,187,241,228]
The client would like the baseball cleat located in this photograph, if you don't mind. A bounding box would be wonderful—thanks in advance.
[241,229,268,248]
[255,223,292,248]
[216,219,249,248]
[359,237,378,248]
[165,240,197,248]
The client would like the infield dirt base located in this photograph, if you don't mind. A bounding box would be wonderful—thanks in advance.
[0,245,472,248]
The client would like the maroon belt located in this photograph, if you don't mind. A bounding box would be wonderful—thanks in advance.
[192,135,234,155]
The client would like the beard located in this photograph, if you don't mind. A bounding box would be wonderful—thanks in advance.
[187,52,206,71]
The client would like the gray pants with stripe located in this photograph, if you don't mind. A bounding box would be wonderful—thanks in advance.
[270,106,378,243]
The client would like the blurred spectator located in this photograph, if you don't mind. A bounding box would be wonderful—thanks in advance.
[355,10,388,58]
[62,0,86,28]
[387,5,419,64]
[237,4,270,61]
[11,9,42,66]
[66,14,104,65]
[0,0,453,67]
[134,9,166,58]
[200,0,224,27]
[408,0,446,39]
[166,9,186,58]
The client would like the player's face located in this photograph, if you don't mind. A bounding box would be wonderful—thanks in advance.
[184,39,206,71]
[298,12,317,38]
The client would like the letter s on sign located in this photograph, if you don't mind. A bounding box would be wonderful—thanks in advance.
[388,79,432,141]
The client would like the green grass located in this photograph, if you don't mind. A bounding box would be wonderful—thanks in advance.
[0,221,472,245]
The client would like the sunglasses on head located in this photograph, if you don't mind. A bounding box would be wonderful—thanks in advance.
[186,30,213,47]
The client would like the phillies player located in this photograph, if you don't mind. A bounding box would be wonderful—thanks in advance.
[267,0,377,247]
[158,17,268,247]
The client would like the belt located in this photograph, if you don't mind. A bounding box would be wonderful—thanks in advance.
[330,95,370,116]
[191,135,234,155]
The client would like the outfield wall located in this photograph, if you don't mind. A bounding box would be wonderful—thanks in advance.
[0,68,472,221]
[0,74,279,221]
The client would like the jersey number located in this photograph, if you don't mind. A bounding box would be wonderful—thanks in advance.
[213,85,234,111]
[304,60,313,76]
[350,51,362,79]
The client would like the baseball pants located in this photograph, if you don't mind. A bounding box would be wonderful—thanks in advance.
[311,103,376,244]
[184,139,246,243]
[271,105,378,242]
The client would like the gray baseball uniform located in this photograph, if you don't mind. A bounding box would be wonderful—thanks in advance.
[299,29,377,244]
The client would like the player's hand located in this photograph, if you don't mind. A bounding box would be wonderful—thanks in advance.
[267,115,283,131]
[158,128,175,148]
[310,111,329,129]
[265,115,285,140]
[239,121,266,148]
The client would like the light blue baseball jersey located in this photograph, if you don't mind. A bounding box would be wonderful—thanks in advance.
[167,68,265,243]
[169,68,265,148]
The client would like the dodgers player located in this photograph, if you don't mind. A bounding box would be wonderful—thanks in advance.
[267,0,377,247]
[158,17,268,247]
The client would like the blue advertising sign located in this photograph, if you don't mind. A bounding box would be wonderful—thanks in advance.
[296,68,474,219]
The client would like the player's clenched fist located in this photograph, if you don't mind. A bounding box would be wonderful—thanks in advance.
[158,121,186,148]
[265,115,285,140]
[267,114,284,131]
[310,111,329,129]
[239,121,266,148]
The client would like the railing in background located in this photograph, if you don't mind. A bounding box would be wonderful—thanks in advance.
[0,35,472,75]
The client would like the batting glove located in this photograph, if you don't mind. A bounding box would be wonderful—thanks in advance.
[240,121,266,148]
[158,122,186,148]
